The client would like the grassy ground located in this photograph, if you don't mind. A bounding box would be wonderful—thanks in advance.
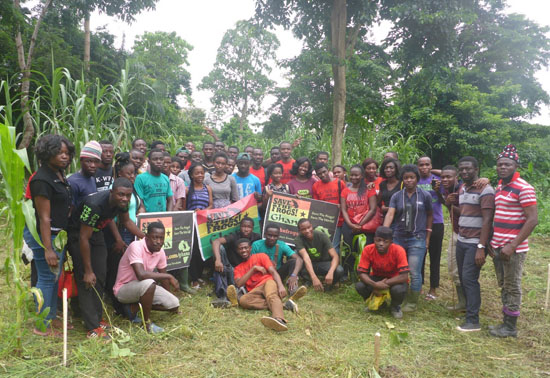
[1,233,549,377]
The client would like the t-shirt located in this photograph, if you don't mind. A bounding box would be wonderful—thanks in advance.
[365,176,384,194]
[169,173,186,207]
[134,171,173,212]
[442,182,461,234]
[234,253,274,292]
[388,188,433,238]
[275,159,295,184]
[249,166,267,187]
[113,238,168,295]
[288,177,317,198]
[418,174,444,224]
[490,172,537,253]
[357,243,410,278]
[29,166,72,234]
[232,173,262,199]
[95,166,113,192]
[68,172,97,207]
[68,190,128,232]
[204,174,238,208]
[250,239,295,270]
[313,179,345,226]
[458,183,495,244]
[202,162,216,175]
[223,231,262,267]
[294,229,333,263]
[341,186,376,220]
[379,180,402,207]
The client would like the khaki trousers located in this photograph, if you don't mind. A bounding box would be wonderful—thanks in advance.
[239,279,284,320]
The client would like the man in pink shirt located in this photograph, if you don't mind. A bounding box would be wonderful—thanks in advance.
[114,222,180,333]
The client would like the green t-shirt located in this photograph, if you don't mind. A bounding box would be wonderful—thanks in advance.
[294,230,332,262]
[134,172,173,212]
[250,239,295,270]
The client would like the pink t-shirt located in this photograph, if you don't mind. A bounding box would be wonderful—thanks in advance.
[113,238,168,295]
[169,173,186,205]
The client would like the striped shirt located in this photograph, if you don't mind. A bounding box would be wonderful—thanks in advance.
[186,184,210,210]
[458,183,495,244]
[490,172,537,253]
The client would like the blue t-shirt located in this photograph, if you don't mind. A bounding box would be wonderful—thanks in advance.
[389,188,433,238]
[250,239,295,270]
[232,173,262,199]
[417,174,444,224]
[134,172,173,212]
[68,172,97,208]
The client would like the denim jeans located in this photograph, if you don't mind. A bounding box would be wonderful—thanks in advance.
[456,240,481,324]
[332,226,342,255]
[213,245,235,299]
[23,227,65,324]
[393,234,426,292]
[492,248,527,317]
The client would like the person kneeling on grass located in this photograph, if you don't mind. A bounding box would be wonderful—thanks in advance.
[355,226,409,319]
[229,239,298,331]
[113,222,180,334]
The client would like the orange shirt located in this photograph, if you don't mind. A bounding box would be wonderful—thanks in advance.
[275,159,295,184]
[313,179,345,226]
[234,253,274,292]
[357,243,409,278]
[250,166,266,187]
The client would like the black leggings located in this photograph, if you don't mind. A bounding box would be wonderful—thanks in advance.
[421,222,444,289]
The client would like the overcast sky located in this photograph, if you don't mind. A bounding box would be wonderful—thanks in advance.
[92,0,550,127]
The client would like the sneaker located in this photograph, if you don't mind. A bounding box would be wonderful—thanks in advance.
[456,322,481,332]
[289,285,307,302]
[284,299,298,313]
[99,319,111,331]
[260,316,288,332]
[226,285,239,307]
[211,298,232,309]
[146,322,164,334]
[391,306,403,319]
[87,327,111,340]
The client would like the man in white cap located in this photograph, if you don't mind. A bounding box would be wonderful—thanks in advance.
[68,140,102,210]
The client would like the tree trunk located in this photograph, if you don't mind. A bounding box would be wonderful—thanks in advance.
[84,14,91,72]
[15,0,53,149]
[239,80,248,143]
[330,0,347,166]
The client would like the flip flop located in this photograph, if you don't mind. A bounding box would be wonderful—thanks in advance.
[425,293,437,301]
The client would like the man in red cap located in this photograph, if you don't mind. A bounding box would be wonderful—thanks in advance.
[489,144,538,337]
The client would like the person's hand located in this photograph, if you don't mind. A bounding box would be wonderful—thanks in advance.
[426,236,431,249]
[474,178,490,190]
[351,224,362,233]
[324,272,334,286]
[500,243,516,261]
[45,248,59,268]
[445,193,457,206]
[432,180,441,192]
[475,248,486,267]
[83,271,96,288]
[312,276,324,292]
[287,275,298,292]
[374,279,390,290]
[265,186,273,197]
[254,192,262,201]
[254,265,267,274]
[214,259,224,273]
[487,245,495,258]
[366,182,375,190]
[278,285,287,299]
[113,238,127,254]
[169,276,180,290]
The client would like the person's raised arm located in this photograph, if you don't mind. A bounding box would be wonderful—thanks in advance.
[501,205,538,260]
[79,224,96,288]
[297,247,323,291]
[34,196,58,267]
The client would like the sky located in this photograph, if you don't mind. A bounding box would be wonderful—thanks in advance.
[92,0,550,127]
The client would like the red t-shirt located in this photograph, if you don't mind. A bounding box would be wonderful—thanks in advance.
[234,253,274,292]
[275,159,295,184]
[365,176,384,195]
[184,160,192,170]
[250,166,266,187]
[341,186,376,220]
[313,179,345,226]
[357,243,409,278]
[25,172,37,199]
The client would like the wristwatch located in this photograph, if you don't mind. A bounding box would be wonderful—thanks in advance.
[477,243,485,249]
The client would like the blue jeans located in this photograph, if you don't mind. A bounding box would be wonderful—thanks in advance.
[23,227,65,324]
[393,234,426,292]
[456,240,481,324]
[332,226,342,255]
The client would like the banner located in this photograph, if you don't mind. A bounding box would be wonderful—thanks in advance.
[195,194,260,260]
[137,211,194,271]
[263,193,340,246]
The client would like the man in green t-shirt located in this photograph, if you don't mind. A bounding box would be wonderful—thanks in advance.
[294,219,344,291]
[134,149,174,212]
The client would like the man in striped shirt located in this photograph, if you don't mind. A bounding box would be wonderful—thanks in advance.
[489,144,538,338]
[454,157,494,332]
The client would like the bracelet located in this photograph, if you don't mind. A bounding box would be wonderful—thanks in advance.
[290,274,297,277]
[426,228,432,232]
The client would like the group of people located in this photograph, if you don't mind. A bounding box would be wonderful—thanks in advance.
[24,135,537,338]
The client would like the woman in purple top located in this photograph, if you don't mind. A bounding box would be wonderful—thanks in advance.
[287,157,317,198]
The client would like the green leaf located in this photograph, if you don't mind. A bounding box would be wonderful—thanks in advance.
[53,230,68,251]
[22,199,44,248]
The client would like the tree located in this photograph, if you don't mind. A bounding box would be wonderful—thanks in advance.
[199,19,279,142]
[131,31,193,103]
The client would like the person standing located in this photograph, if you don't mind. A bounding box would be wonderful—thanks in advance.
[378,158,402,216]
[454,157,495,332]
[162,152,186,211]
[68,141,101,209]
[489,145,538,338]
[250,148,267,187]
[201,141,216,174]
[95,140,114,192]
[288,157,317,199]
[205,152,239,209]
[134,149,174,213]
[275,142,295,184]
[232,153,262,203]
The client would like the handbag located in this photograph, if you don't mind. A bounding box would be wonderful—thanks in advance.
[352,204,383,233]
[58,258,78,298]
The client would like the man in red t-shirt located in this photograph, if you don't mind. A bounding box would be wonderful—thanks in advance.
[275,141,295,184]
[229,239,295,331]
[355,226,409,319]
[250,148,267,187]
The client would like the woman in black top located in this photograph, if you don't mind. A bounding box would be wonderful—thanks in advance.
[26,134,74,336]
[378,158,402,214]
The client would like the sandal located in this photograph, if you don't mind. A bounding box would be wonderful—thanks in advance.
[425,293,437,301]
[51,318,74,330]
[33,327,62,338]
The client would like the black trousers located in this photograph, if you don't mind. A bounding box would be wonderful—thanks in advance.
[277,258,297,282]
[69,230,108,332]
[355,276,408,307]
[300,261,345,286]
[421,223,444,289]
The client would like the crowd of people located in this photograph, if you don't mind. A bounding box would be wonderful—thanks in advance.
[24,135,537,339]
